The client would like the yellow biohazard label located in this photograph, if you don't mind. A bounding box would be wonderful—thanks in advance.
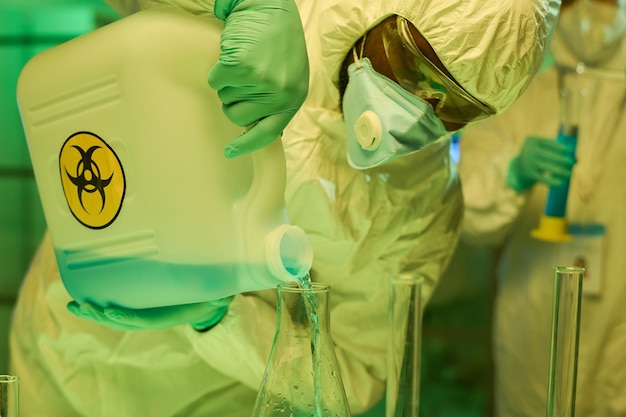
[59,131,125,229]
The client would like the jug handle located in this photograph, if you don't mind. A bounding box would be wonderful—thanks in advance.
[240,137,312,281]
[244,137,287,225]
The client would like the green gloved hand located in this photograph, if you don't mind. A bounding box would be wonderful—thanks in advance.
[209,0,310,159]
[67,296,234,332]
[507,136,576,192]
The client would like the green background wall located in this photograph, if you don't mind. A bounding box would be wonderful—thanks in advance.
[0,0,119,373]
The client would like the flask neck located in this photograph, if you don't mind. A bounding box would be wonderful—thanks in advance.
[276,282,330,334]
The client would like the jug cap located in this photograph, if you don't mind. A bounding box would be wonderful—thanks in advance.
[266,224,313,281]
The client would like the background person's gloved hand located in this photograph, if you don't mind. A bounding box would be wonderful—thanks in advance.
[67,296,234,332]
[507,136,576,192]
[210,0,310,159]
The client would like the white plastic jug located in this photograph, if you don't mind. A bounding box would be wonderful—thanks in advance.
[17,6,313,309]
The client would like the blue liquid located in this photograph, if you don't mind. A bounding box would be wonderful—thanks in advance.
[544,129,577,218]
[56,249,289,309]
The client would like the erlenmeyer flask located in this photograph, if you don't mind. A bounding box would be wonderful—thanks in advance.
[252,281,351,417]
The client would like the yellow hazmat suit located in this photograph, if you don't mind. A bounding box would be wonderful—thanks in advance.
[10,0,559,416]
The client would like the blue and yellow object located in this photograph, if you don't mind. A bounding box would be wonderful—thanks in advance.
[531,124,578,242]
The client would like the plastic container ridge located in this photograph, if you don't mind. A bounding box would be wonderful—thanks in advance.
[16,7,313,309]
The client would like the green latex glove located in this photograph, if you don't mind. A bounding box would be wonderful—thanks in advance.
[507,136,576,192]
[209,0,310,159]
[67,296,234,332]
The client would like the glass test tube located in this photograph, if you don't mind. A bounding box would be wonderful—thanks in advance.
[387,274,424,417]
[546,266,584,417]
[0,375,19,417]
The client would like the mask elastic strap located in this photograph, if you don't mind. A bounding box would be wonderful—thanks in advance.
[352,32,368,69]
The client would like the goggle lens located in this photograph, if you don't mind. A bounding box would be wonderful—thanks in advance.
[382,17,496,124]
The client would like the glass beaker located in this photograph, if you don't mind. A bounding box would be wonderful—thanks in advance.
[252,282,351,417]
[546,266,584,417]
[0,375,19,417]
[386,274,424,417]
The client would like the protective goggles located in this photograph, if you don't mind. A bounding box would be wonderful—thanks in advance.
[382,16,496,124]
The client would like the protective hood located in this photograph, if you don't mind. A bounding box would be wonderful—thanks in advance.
[105,0,560,114]
[307,0,561,115]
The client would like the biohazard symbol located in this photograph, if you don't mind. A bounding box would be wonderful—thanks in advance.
[66,146,112,213]
[59,132,125,229]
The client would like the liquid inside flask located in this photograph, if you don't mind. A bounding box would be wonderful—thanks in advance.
[253,281,352,417]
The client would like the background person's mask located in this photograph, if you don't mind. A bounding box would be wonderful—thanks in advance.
[342,58,447,170]
[558,0,626,65]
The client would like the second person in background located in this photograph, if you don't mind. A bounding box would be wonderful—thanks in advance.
[459,0,626,415]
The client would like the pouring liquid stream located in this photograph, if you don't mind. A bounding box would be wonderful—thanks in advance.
[297,273,323,417]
